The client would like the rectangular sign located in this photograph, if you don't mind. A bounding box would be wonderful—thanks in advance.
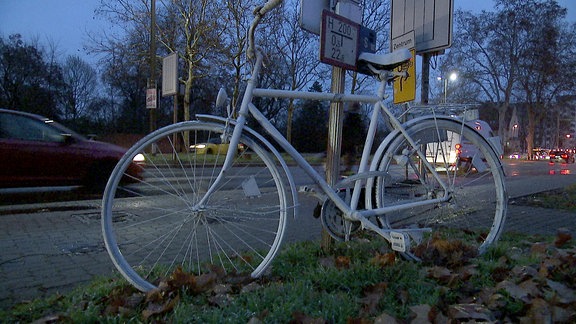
[391,0,453,54]
[392,31,416,104]
[146,88,157,109]
[299,0,330,35]
[320,10,360,70]
[162,52,178,97]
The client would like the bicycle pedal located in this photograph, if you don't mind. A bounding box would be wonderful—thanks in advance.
[390,231,410,252]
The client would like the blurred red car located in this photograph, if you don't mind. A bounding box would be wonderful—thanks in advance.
[549,150,575,164]
[0,108,143,192]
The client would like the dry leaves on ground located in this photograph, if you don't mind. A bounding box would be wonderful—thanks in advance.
[85,231,575,322]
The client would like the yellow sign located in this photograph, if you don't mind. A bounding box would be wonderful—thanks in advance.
[393,48,416,104]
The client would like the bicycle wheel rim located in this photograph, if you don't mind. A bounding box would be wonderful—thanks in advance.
[102,121,288,292]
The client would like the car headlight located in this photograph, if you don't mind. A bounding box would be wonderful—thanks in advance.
[133,153,146,163]
[191,144,206,149]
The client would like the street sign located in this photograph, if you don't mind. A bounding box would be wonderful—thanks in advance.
[146,88,157,109]
[392,31,416,104]
[299,0,331,35]
[320,10,360,70]
[162,52,178,97]
[390,0,453,54]
[356,26,377,76]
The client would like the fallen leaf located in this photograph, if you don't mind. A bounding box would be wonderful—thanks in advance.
[546,279,576,304]
[496,280,531,302]
[490,266,510,282]
[360,282,388,315]
[373,312,399,324]
[427,266,455,285]
[530,242,548,256]
[521,298,552,323]
[555,228,572,247]
[335,255,350,269]
[290,311,325,323]
[168,266,196,289]
[142,294,179,320]
[408,304,431,323]
[370,252,396,268]
[519,278,541,299]
[447,303,495,322]
[511,265,539,281]
[414,234,477,267]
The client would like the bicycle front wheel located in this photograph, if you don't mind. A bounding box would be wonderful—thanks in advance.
[375,118,507,259]
[102,121,288,292]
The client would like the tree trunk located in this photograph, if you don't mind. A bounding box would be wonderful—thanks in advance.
[286,99,295,144]
[526,107,536,159]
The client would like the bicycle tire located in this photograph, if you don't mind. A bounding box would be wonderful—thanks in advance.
[102,121,288,292]
[374,118,507,259]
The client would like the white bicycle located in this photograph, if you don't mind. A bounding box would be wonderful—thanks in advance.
[102,0,507,292]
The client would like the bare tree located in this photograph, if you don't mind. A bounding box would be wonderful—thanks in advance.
[273,1,322,143]
[442,8,522,141]
[513,0,576,155]
[61,55,98,121]
[443,0,576,155]
[94,0,227,125]
[224,0,256,112]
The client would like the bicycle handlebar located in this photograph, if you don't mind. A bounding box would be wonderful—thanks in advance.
[248,0,283,59]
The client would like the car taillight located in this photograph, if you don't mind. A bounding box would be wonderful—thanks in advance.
[561,154,568,159]
[455,143,462,156]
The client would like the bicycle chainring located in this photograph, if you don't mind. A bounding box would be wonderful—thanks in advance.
[320,189,361,241]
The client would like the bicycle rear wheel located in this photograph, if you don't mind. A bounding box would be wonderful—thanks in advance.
[375,118,507,260]
[102,121,288,292]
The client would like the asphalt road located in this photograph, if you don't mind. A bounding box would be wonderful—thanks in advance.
[0,160,574,310]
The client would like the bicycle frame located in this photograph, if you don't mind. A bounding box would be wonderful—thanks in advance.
[101,0,507,293]
[198,49,451,243]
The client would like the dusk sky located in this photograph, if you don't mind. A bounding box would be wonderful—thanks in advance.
[1,0,575,65]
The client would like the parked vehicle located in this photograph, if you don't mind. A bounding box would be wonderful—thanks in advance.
[426,119,502,171]
[509,152,522,159]
[548,150,575,163]
[190,137,246,155]
[0,109,143,191]
[533,149,549,160]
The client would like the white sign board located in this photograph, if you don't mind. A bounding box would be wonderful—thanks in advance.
[299,0,331,35]
[320,10,360,70]
[162,52,178,97]
[391,0,453,54]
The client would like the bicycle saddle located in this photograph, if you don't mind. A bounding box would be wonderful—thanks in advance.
[358,48,411,72]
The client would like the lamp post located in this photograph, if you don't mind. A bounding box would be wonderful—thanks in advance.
[438,72,458,104]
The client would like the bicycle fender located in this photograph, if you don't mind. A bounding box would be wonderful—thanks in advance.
[196,114,299,218]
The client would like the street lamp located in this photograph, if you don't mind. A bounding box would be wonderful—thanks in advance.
[437,72,458,104]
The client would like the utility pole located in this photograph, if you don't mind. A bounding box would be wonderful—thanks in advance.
[148,0,157,134]
[322,66,346,251]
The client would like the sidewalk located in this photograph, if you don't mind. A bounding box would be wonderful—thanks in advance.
[505,203,575,236]
[0,192,574,310]
[0,194,324,310]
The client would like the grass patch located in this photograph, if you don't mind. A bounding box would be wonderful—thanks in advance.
[1,232,574,323]
[511,184,576,211]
